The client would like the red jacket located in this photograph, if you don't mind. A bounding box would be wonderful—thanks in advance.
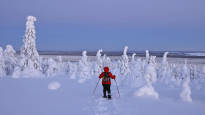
[99,67,115,84]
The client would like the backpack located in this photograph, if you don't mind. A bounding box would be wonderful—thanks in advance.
[102,72,111,82]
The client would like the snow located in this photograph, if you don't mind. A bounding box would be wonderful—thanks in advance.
[0,76,205,115]
[162,52,169,64]
[78,51,92,83]
[146,50,149,63]
[1,50,204,115]
[186,53,205,56]
[135,84,159,99]
[119,46,130,76]
[131,53,136,63]
[19,15,40,71]
[180,76,192,102]
[0,46,6,77]
[4,45,17,76]
[136,56,159,99]
[48,81,61,90]
[0,16,205,115]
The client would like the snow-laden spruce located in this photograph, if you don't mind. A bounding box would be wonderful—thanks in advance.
[102,54,112,68]
[158,52,172,83]
[128,53,145,88]
[180,76,192,102]
[68,61,78,79]
[21,16,40,70]
[40,56,67,77]
[115,46,132,86]
[4,45,17,76]
[146,50,150,63]
[130,56,146,87]
[131,53,136,63]
[56,56,67,74]
[13,16,42,78]
[202,66,205,75]
[78,51,91,83]
[0,47,6,77]
[162,52,169,64]
[180,61,192,102]
[135,56,159,99]
[46,58,58,77]
[120,46,130,75]
[93,49,103,75]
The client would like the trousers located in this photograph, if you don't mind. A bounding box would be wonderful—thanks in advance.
[103,84,111,96]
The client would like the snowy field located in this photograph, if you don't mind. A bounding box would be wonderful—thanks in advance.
[0,75,205,115]
[1,16,205,115]
[1,66,205,115]
[1,53,205,115]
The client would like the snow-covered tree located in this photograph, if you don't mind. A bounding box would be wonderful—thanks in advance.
[41,56,67,77]
[56,56,66,74]
[189,64,197,80]
[149,56,156,65]
[40,58,49,75]
[67,61,78,79]
[4,45,17,75]
[135,56,159,99]
[93,49,103,75]
[202,66,205,75]
[177,60,192,100]
[130,53,145,83]
[102,54,112,68]
[146,50,150,63]
[162,52,169,64]
[12,16,42,78]
[131,53,136,63]
[120,46,130,75]
[180,76,192,102]
[20,16,40,71]
[0,47,6,77]
[181,60,189,80]
[46,58,58,77]
[78,51,91,83]
[96,49,103,64]
[158,52,171,83]
[129,54,145,88]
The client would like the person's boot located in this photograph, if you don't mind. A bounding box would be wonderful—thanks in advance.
[108,95,111,99]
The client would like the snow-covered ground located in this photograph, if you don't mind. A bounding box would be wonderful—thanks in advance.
[186,53,205,56]
[1,51,205,115]
[0,74,205,115]
[1,16,205,115]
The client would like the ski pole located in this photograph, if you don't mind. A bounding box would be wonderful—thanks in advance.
[93,79,100,95]
[114,79,120,97]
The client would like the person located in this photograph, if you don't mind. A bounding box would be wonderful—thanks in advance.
[99,66,116,99]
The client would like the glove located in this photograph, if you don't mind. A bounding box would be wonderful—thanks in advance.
[113,75,116,79]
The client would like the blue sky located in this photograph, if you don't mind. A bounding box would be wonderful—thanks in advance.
[0,0,205,51]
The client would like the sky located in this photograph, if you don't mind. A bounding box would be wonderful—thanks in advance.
[0,0,205,51]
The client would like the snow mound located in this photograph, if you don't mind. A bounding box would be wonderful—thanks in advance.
[135,85,159,99]
[48,81,61,90]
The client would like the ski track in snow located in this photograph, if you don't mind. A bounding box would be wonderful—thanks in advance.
[85,86,121,115]
[89,96,118,115]
[89,88,130,115]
